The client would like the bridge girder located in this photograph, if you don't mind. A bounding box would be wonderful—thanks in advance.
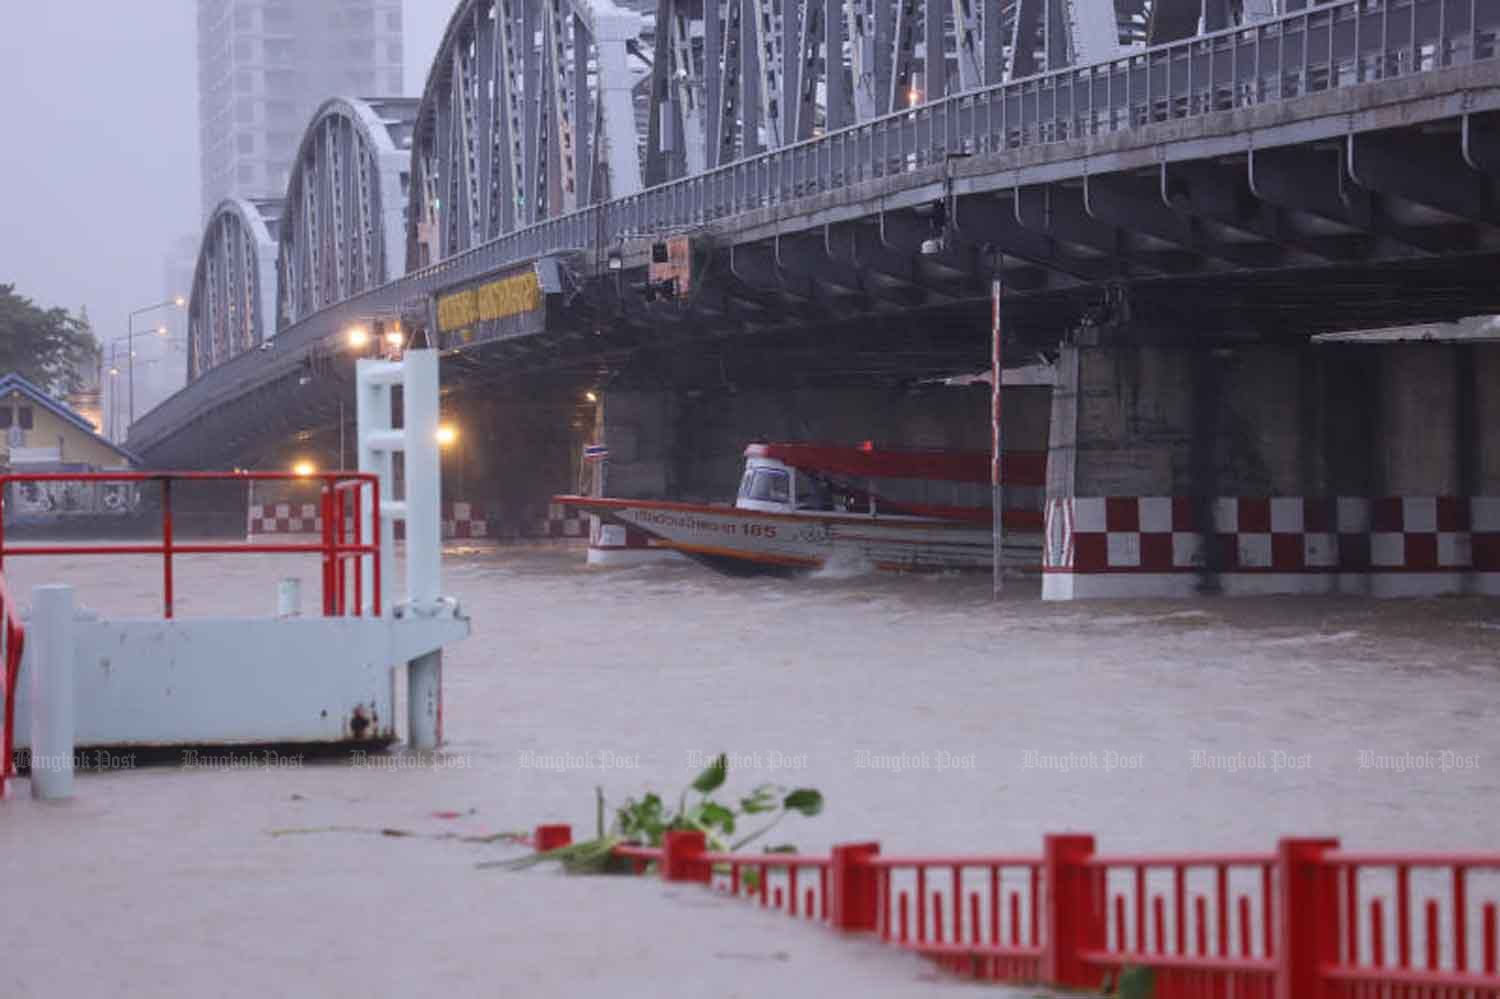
[276,97,418,330]
[187,198,281,382]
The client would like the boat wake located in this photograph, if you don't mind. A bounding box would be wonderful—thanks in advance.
[811,547,876,580]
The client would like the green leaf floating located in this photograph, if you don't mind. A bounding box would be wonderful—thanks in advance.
[782,789,824,817]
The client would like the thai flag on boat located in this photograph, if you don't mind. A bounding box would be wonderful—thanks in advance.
[584,444,610,462]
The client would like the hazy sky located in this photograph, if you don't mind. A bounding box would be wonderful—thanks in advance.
[0,1,451,348]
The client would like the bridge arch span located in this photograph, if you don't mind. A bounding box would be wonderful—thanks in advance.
[407,0,648,271]
[187,197,281,381]
[277,96,419,330]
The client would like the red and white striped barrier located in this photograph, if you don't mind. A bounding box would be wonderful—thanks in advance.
[541,502,589,539]
[1044,495,1500,599]
[249,502,490,540]
[248,502,325,534]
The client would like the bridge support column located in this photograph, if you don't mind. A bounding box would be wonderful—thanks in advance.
[586,390,681,565]
[1043,335,1500,600]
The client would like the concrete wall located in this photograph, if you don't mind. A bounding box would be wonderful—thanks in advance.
[1048,343,1306,500]
[1479,345,1500,494]
[1050,340,1498,501]
[1378,344,1460,496]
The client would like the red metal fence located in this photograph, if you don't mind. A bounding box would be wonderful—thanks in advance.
[0,472,380,619]
[0,569,25,797]
[530,826,1500,997]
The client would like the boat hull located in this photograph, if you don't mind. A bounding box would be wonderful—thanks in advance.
[555,496,1039,575]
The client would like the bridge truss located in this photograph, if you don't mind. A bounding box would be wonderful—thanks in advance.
[407,0,1290,269]
[276,97,419,329]
[186,198,280,381]
[154,0,1500,469]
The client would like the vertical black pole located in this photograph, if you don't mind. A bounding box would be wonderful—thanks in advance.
[992,278,1004,598]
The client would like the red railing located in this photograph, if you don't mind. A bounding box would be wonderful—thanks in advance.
[527,828,1500,997]
[0,472,380,619]
[0,568,25,797]
[1081,850,1280,999]
[871,852,1043,981]
[1321,851,1500,998]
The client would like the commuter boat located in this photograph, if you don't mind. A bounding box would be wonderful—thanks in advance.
[553,442,1044,575]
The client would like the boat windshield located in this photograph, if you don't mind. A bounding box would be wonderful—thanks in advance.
[739,467,790,504]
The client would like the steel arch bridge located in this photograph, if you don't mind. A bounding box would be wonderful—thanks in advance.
[186,198,280,381]
[277,97,419,328]
[187,0,1276,372]
[404,0,1235,270]
[149,0,1500,470]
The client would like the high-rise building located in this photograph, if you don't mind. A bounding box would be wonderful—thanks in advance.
[196,0,405,220]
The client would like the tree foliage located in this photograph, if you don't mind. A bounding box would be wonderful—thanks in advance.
[0,284,99,396]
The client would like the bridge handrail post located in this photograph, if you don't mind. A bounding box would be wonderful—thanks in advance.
[1041,833,1099,988]
[29,584,75,800]
[1276,836,1341,999]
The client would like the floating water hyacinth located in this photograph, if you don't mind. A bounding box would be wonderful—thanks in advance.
[501,753,824,875]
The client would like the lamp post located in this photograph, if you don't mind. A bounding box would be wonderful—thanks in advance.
[125,297,185,435]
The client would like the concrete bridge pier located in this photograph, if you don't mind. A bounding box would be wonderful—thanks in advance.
[1042,332,1500,600]
[436,386,590,542]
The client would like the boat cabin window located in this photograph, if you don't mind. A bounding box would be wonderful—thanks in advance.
[740,467,790,504]
[796,474,833,511]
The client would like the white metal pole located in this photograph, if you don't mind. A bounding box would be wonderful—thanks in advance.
[407,649,442,750]
[355,359,394,615]
[402,349,443,750]
[30,584,75,800]
[402,349,442,608]
[276,578,302,618]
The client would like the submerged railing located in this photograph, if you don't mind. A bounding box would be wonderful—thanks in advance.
[529,826,1500,996]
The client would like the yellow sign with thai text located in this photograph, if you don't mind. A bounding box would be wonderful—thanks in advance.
[436,269,542,332]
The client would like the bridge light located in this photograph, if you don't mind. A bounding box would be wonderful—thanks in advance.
[173,295,186,308]
[292,460,316,477]
[108,367,119,377]
[346,325,370,348]
[155,325,168,336]
[584,391,598,403]
[908,87,921,106]
[435,424,457,447]
[385,329,404,347]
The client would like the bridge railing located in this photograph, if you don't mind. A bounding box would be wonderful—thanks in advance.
[528,827,1500,995]
[133,0,1500,456]
[0,471,380,620]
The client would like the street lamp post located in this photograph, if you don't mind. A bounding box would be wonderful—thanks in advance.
[125,297,185,436]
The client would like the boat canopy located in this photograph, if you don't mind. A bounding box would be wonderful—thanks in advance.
[743,443,1045,485]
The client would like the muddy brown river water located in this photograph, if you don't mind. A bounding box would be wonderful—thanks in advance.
[2,543,1497,996]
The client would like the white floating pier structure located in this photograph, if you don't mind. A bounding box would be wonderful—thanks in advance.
[6,348,469,798]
